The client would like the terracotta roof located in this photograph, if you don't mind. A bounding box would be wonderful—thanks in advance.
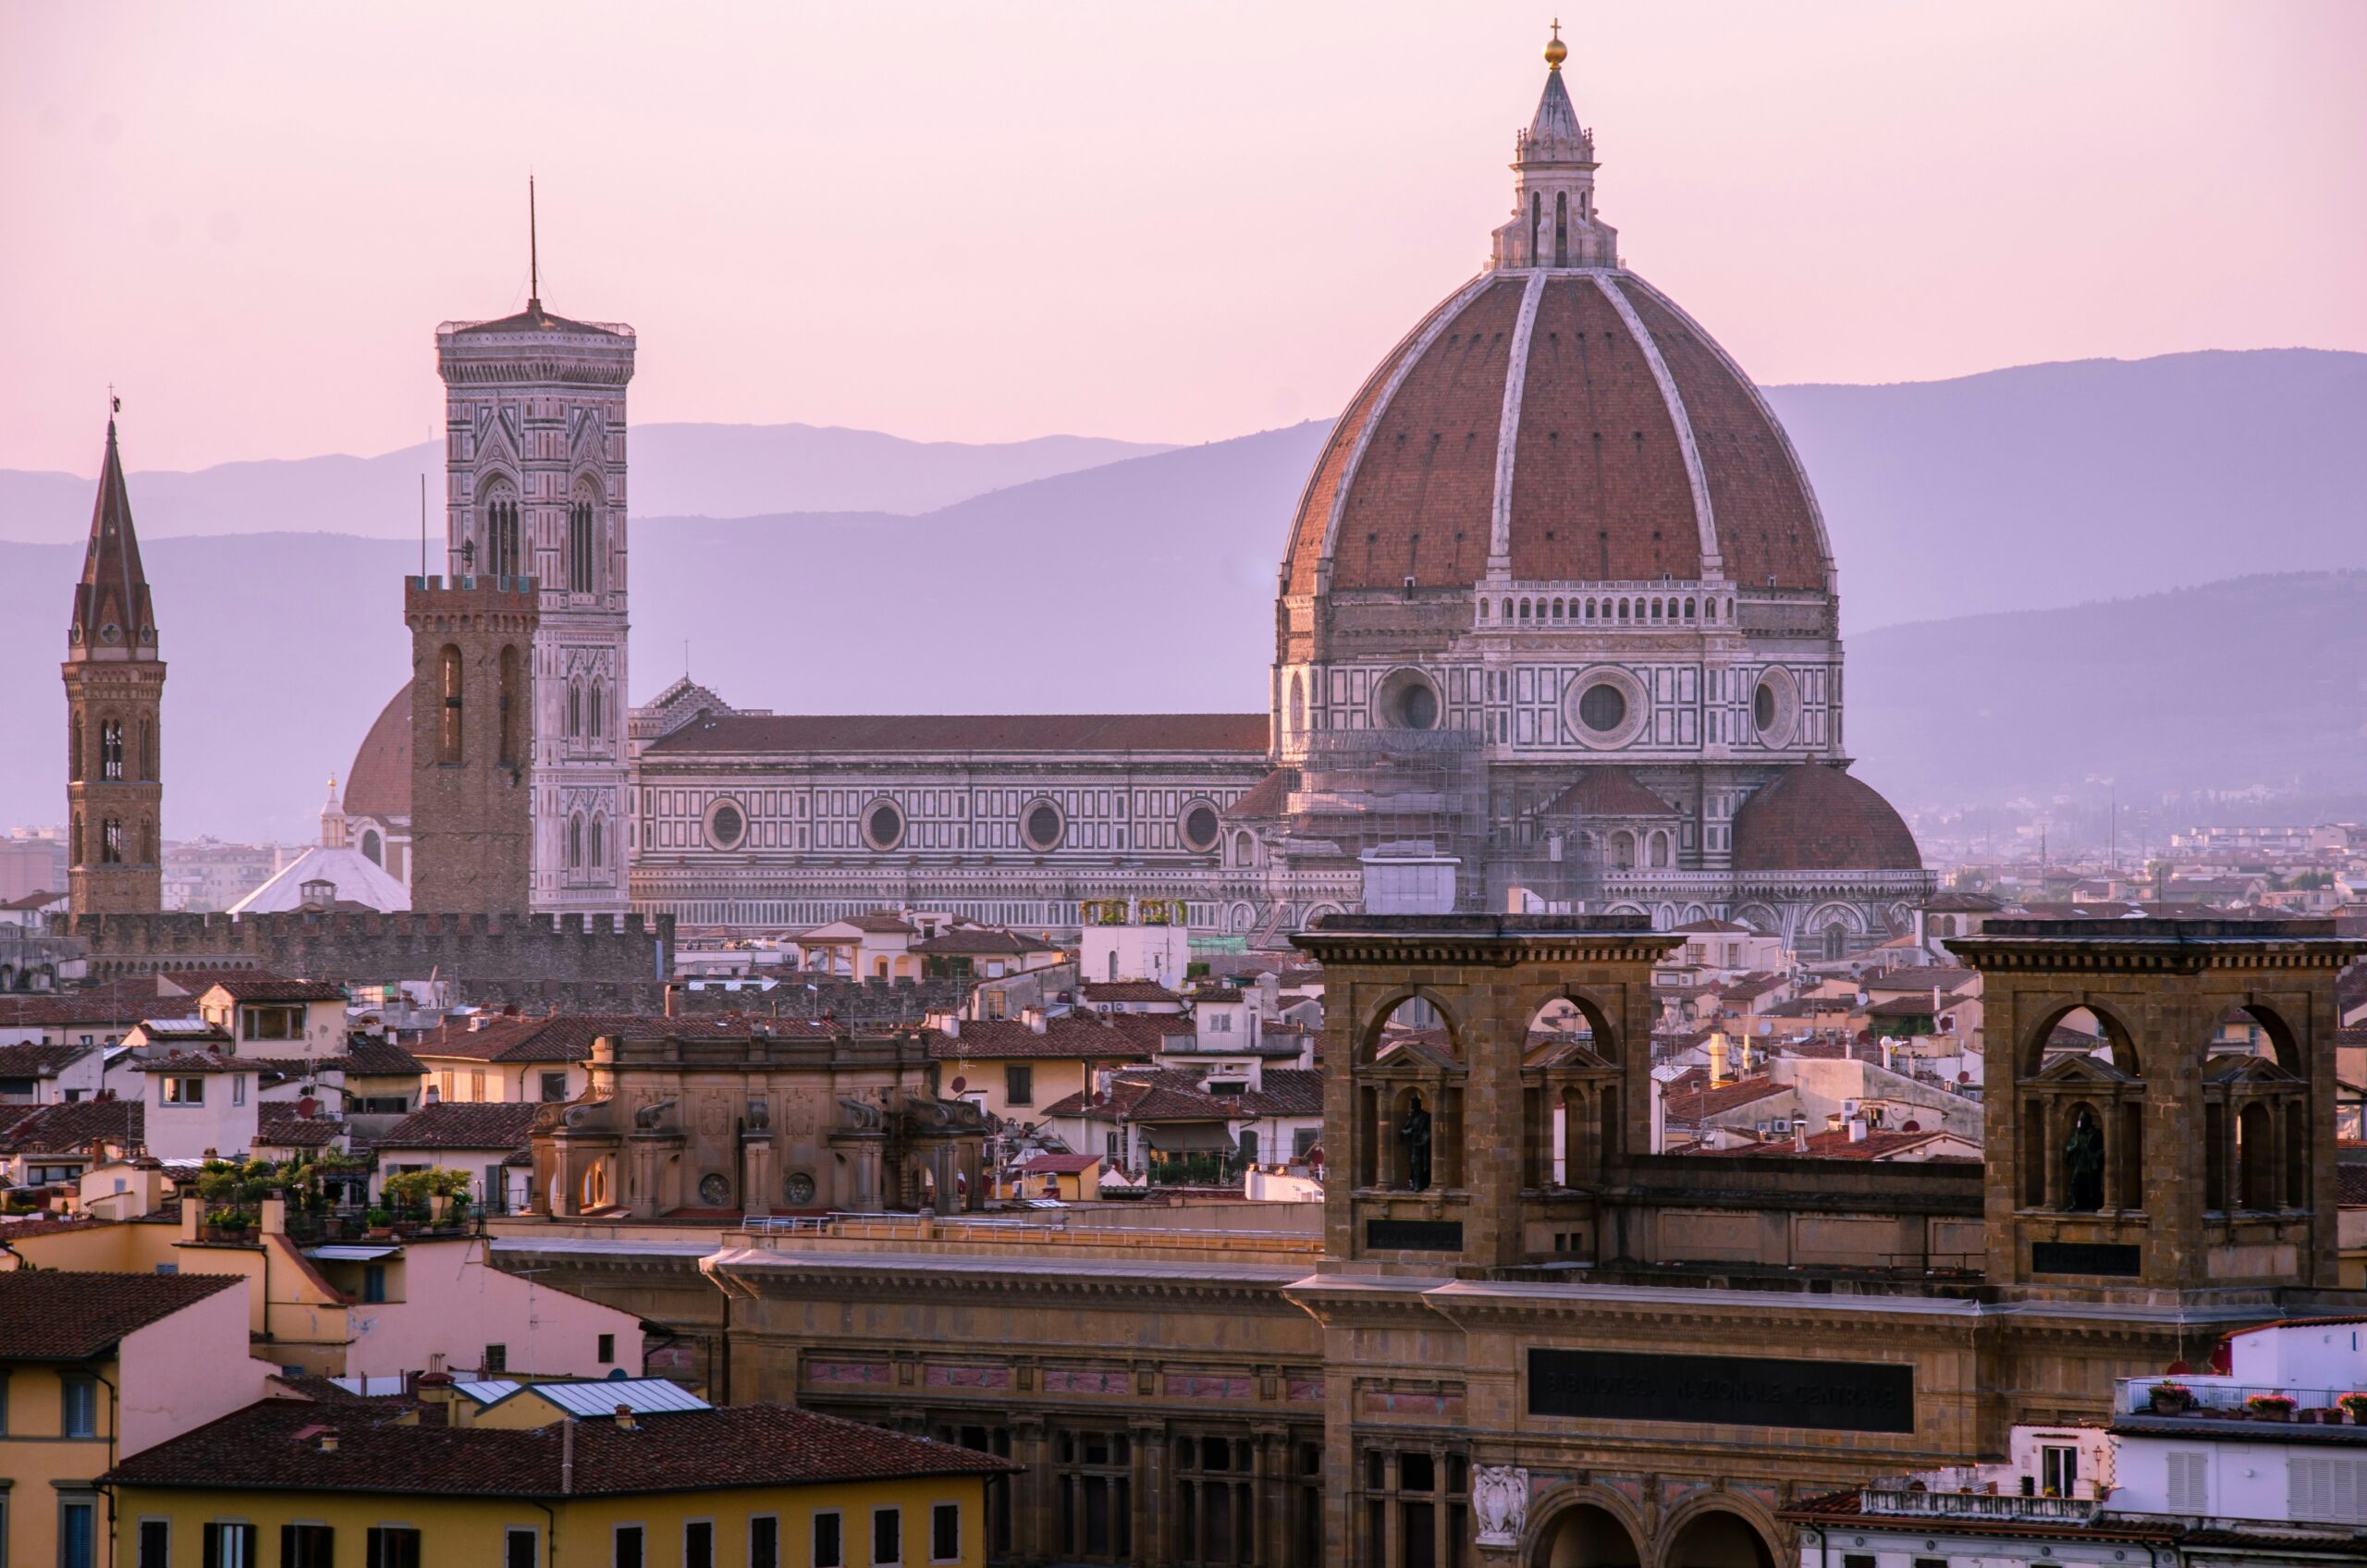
[341,1037,426,1075]
[194,974,348,1003]
[1541,770,1676,819]
[135,1049,248,1072]
[343,684,412,820]
[1281,272,1827,599]
[410,1014,740,1064]
[0,1042,93,1077]
[1021,1153,1100,1175]
[2338,1166,2367,1207]
[0,889,63,911]
[646,714,1269,757]
[926,1015,1157,1063]
[0,981,166,1029]
[1671,918,1752,934]
[1040,1070,1252,1125]
[255,1111,345,1149]
[0,1271,242,1360]
[1662,1075,1791,1121]
[1239,1068,1324,1118]
[0,1097,142,1155]
[103,1396,1014,1497]
[1220,766,1297,820]
[1864,966,1977,993]
[374,1101,540,1152]
[1081,982,1183,1005]
[1731,764,1922,874]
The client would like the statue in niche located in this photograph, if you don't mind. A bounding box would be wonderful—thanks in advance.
[2062,1106,2106,1211]
[1401,1093,1433,1192]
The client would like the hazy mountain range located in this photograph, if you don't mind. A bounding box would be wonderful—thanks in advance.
[0,423,1172,543]
[1,349,2361,842]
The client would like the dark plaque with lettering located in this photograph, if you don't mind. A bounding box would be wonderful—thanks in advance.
[1527,1349,1915,1434]
[2030,1241,2142,1277]
[1366,1219,1464,1252]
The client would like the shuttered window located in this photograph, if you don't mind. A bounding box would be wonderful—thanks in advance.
[2166,1451,2210,1513]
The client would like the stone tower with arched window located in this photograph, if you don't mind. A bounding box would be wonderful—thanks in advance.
[403,575,539,917]
[436,272,634,919]
[63,418,166,918]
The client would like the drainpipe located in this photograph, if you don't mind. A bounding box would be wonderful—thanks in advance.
[95,1364,121,1568]
[532,1499,558,1568]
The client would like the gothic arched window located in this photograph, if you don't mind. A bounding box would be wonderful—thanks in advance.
[589,682,604,741]
[483,491,521,580]
[68,712,83,782]
[1528,191,1541,265]
[438,644,464,765]
[102,817,124,864]
[569,815,584,869]
[568,495,595,593]
[589,817,605,868]
[70,814,82,865]
[568,680,583,740]
[101,719,124,780]
[1554,190,1569,266]
[137,717,153,779]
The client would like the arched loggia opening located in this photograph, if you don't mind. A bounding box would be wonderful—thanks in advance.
[1518,993,1624,1191]
[1532,1501,1641,1567]
[2017,1004,2146,1214]
[1355,992,1465,1194]
[1662,1506,1775,1568]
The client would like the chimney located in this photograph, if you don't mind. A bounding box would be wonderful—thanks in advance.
[561,1415,575,1495]
[317,1432,339,1452]
[664,983,681,1019]
[1793,1121,1809,1154]
[1706,1034,1729,1089]
[613,1403,637,1430]
[1023,1005,1047,1035]
[1848,1117,1869,1142]
[415,1371,453,1427]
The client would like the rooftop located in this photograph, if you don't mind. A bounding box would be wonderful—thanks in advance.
[0,1271,244,1361]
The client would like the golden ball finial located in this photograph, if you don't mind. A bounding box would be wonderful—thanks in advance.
[1544,18,1566,69]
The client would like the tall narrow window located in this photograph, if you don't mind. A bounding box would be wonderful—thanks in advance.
[102,819,123,864]
[497,644,521,768]
[483,494,521,579]
[438,644,464,765]
[589,681,604,740]
[137,717,153,778]
[1554,190,1568,266]
[71,814,83,865]
[569,680,583,739]
[569,497,595,592]
[589,817,605,868]
[69,711,84,780]
[569,815,584,869]
[102,718,124,779]
[1528,191,1540,264]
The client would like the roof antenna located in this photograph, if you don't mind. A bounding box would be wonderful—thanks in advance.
[528,174,540,312]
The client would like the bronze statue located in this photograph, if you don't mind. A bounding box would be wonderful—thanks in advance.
[1401,1094,1433,1192]
[2062,1106,2105,1211]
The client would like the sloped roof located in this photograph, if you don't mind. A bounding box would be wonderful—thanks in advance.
[374,1101,540,1152]
[1220,766,1297,820]
[0,1096,142,1155]
[925,1015,1157,1063]
[1541,769,1676,819]
[229,846,409,915]
[0,1271,242,1360]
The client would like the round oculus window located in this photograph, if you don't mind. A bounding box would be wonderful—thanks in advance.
[783,1171,817,1206]
[1182,803,1220,853]
[1024,802,1064,851]
[1577,682,1628,734]
[865,802,905,851]
[1755,681,1778,733]
[706,802,745,850]
[1397,683,1439,730]
[697,1172,731,1207]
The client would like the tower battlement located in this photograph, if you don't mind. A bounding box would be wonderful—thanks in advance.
[59,907,673,985]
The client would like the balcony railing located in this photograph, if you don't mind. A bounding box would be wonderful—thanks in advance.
[2116,1376,2361,1419]
[1860,1490,2099,1523]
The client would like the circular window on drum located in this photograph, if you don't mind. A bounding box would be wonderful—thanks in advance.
[1752,666,1800,748]
[1562,667,1649,750]
[1180,801,1221,853]
[703,798,748,851]
[783,1171,817,1207]
[1373,667,1441,731]
[697,1172,731,1207]
[1022,798,1065,852]
[863,799,906,851]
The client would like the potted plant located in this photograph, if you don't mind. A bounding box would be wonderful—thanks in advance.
[2340,1392,2367,1425]
[364,1207,393,1239]
[2148,1380,2194,1414]
[2246,1392,2296,1420]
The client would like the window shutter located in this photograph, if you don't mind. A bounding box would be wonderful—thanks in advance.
[202,1525,220,1568]
[2167,1451,2209,1513]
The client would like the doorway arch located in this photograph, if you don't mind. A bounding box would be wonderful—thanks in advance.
[1531,1501,1641,1566]
[1662,1503,1775,1568]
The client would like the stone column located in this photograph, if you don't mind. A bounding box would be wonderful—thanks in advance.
[1012,1416,1049,1563]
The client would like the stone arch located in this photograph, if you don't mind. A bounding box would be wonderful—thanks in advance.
[1731,902,1781,935]
[1521,986,1625,1063]
[2018,998,2144,1080]
[1525,1484,1647,1567]
[1655,1495,1778,1568]
[1680,902,1710,924]
[1357,986,1465,1064]
[2236,1000,2302,1074]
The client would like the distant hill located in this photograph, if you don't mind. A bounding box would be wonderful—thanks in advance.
[0,423,1174,545]
[1846,571,2367,813]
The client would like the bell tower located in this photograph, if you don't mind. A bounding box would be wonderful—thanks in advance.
[63,417,166,918]
[435,186,635,919]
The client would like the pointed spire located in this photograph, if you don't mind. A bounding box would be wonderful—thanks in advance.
[528,175,541,313]
[67,416,157,659]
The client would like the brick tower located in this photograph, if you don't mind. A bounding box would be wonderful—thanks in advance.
[435,199,635,920]
[404,574,539,916]
[63,418,166,917]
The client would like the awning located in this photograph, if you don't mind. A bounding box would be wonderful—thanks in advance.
[1144,1123,1236,1153]
[306,1244,399,1261]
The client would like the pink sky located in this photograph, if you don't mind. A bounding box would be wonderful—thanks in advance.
[5,2,2362,474]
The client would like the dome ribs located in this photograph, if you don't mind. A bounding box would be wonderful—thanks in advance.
[1331,277,1526,592]
[1620,282,1828,592]
[1509,277,1701,585]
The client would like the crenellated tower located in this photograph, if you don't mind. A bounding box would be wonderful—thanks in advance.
[63,418,166,917]
[435,200,635,919]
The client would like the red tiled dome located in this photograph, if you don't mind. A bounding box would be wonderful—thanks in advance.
[1730,765,1921,874]
[1280,271,1830,599]
[343,684,411,820]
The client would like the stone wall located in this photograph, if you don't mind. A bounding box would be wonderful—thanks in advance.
[449,974,969,1024]
[58,908,671,985]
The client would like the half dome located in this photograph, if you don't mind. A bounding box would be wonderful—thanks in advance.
[345,684,411,821]
[1730,764,1922,874]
